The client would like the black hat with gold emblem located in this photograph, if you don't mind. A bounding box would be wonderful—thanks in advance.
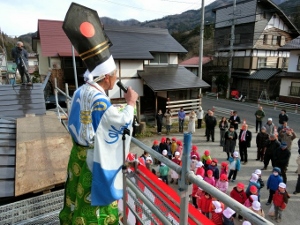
[62,2,116,81]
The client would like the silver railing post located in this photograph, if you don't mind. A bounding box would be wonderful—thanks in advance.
[179,132,192,225]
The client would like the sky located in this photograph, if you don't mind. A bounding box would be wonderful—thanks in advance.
[0,0,215,37]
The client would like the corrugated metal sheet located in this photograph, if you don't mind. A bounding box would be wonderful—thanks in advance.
[138,66,210,91]
[0,84,46,118]
[0,118,16,197]
[37,20,187,59]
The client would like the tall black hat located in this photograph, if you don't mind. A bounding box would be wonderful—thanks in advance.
[63,2,116,78]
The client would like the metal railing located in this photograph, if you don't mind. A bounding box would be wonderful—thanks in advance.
[53,78,72,129]
[131,133,274,225]
[258,99,299,113]
[205,92,219,99]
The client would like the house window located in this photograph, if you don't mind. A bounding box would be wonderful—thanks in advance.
[272,36,278,45]
[290,82,300,97]
[150,53,168,65]
[282,57,289,71]
[233,57,244,69]
[297,56,300,71]
[257,57,267,69]
[263,35,268,45]
[234,34,241,45]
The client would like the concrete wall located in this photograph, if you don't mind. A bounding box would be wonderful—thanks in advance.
[288,50,300,72]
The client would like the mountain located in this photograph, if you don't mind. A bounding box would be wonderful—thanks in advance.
[2,0,300,60]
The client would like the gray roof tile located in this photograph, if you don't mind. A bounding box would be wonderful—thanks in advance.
[234,68,281,80]
[279,36,300,50]
[105,26,187,59]
[138,65,210,91]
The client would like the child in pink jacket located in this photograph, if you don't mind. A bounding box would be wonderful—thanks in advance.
[204,170,216,186]
[215,174,229,193]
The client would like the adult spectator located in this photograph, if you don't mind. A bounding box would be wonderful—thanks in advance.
[262,134,280,170]
[293,142,300,195]
[224,125,238,160]
[11,41,31,85]
[164,109,172,135]
[156,109,164,135]
[279,128,296,151]
[219,116,229,146]
[178,107,186,133]
[205,110,217,142]
[188,110,196,133]
[196,106,204,129]
[278,109,288,125]
[264,118,275,135]
[274,142,291,183]
[277,121,289,134]
[254,106,265,133]
[229,111,241,131]
[238,124,252,164]
[256,127,269,161]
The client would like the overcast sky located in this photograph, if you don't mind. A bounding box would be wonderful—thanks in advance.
[0,0,215,36]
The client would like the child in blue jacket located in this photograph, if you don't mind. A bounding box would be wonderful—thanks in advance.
[228,151,241,182]
[266,167,283,205]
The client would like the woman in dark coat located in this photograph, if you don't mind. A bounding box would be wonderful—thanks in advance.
[224,125,238,159]
[156,109,164,134]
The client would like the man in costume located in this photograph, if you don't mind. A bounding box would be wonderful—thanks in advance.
[59,3,138,225]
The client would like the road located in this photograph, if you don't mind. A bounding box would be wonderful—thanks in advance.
[202,97,300,134]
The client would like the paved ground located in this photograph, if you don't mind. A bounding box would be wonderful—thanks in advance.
[129,124,300,225]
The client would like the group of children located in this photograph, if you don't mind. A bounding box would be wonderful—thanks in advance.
[143,136,291,224]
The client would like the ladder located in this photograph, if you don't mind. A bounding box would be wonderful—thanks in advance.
[259,89,270,103]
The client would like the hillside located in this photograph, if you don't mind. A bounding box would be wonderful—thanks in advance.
[1,0,299,61]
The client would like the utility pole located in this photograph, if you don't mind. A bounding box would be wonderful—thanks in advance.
[198,0,205,96]
[226,0,236,99]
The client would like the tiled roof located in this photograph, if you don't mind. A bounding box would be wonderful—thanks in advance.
[277,71,300,78]
[138,65,210,91]
[37,20,187,59]
[179,56,213,67]
[0,84,46,118]
[279,36,300,50]
[233,68,281,80]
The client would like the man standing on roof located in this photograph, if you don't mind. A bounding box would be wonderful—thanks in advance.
[59,3,138,225]
[11,41,31,85]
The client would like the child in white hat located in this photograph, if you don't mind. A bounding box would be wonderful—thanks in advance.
[222,207,235,225]
[228,151,241,182]
[271,182,290,223]
[249,201,265,218]
[170,151,181,184]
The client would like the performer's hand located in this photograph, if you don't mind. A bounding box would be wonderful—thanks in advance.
[124,87,138,106]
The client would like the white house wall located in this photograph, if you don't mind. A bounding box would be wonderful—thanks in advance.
[119,60,143,78]
[280,78,299,96]
[265,14,290,32]
[169,54,178,64]
[288,50,300,72]
[37,41,49,76]
[109,60,144,99]
[109,78,144,99]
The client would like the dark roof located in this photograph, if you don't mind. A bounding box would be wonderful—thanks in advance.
[233,68,281,81]
[0,118,16,197]
[0,84,46,118]
[138,66,210,91]
[36,20,187,59]
[277,71,300,78]
[279,36,300,50]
